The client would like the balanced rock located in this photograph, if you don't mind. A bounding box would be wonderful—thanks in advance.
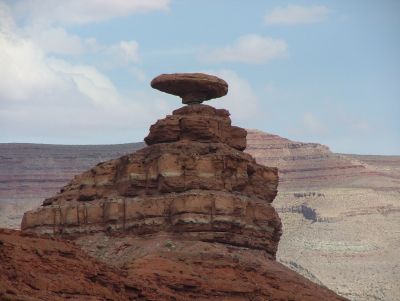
[151,73,228,104]
[21,73,347,300]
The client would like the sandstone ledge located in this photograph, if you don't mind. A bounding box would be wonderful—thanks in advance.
[43,141,278,206]
[22,190,282,257]
[145,104,247,150]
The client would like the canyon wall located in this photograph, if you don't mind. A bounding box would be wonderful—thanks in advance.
[246,130,400,190]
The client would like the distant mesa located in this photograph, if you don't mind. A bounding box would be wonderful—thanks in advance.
[151,72,228,104]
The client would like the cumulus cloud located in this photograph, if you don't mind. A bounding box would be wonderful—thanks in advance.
[2,0,159,67]
[110,40,140,63]
[0,25,61,102]
[206,70,262,125]
[0,4,174,143]
[2,1,143,61]
[28,27,87,55]
[47,58,121,107]
[12,0,170,25]
[201,34,287,64]
[22,25,140,64]
[0,9,121,107]
[265,5,330,25]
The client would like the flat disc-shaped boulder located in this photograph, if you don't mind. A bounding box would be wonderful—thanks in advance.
[151,73,228,104]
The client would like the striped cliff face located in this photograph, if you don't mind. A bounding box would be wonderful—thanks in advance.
[245,129,398,190]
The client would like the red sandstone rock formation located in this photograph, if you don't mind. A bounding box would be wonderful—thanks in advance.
[0,229,137,300]
[22,104,281,259]
[0,228,346,301]
[151,73,228,104]
[20,73,347,300]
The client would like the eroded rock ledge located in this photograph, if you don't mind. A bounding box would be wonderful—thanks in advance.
[145,104,246,150]
[22,190,281,257]
[41,141,277,206]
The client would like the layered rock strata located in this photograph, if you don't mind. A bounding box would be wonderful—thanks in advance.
[22,103,280,258]
[246,130,373,190]
[23,190,281,255]
[21,73,346,300]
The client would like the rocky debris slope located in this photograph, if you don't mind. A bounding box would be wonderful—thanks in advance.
[21,73,346,301]
[0,228,345,301]
[0,228,138,301]
[82,235,348,301]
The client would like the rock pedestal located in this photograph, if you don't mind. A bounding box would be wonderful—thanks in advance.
[21,73,347,300]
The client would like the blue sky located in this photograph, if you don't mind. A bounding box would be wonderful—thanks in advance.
[0,0,399,154]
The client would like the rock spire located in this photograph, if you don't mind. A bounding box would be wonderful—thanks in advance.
[21,73,347,300]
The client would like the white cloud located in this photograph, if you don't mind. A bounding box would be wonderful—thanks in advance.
[12,0,170,25]
[0,4,174,144]
[29,27,86,55]
[47,58,121,107]
[265,5,330,25]
[201,34,287,64]
[0,25,61,101]
[119,40,140,63]
[0,2,15,31]
[110,40,140,63]
[21,23,141,62]
[2,0,159,69]
[0,13,121,107]
[0,96,175,143]
[207,70,262,125]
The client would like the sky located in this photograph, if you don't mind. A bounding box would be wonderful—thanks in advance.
[0,0,399,155]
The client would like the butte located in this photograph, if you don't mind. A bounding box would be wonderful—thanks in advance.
[20,73,348,301]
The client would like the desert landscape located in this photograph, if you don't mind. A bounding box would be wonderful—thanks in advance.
[247,130,400,301]
[1,2,398,300]
[1,127,399,300]
[1,73,349,300]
